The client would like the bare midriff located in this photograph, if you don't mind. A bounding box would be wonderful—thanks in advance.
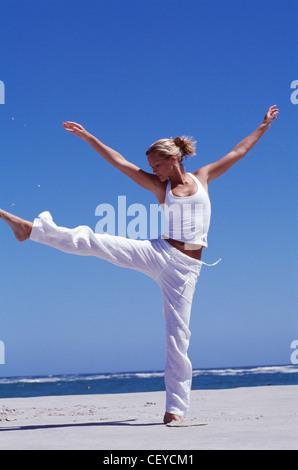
[164,238,203,260]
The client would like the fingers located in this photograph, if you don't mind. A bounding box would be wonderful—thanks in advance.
[64,126,81,133]
[272,110,279,119]
[62,121,90,141]
[268,105,279,120]
[270,105,279,113]
[63,121,81,126]
[62,121,84,130]
[63,123,83,136]
[269,105,279,112]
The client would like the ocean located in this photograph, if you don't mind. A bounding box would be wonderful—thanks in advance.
[0,365,297,399]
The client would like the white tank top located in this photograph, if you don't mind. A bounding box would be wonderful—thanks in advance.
[161,172,211,248]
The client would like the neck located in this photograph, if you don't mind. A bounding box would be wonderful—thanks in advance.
[169,165,186,185]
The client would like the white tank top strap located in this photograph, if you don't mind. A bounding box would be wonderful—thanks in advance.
[186,172,200,190]
[188,172,199,184]
[188,172,209,197]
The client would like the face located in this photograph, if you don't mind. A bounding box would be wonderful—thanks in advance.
[147,152,175,181]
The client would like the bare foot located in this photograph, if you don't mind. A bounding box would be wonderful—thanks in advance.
[163,412,184,424]
[0,209,33,242]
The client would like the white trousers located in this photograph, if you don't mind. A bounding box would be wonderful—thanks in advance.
[29,211,204,418]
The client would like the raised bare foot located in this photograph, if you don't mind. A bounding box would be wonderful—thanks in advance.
[163,412,184,424]
[0,209,33,242]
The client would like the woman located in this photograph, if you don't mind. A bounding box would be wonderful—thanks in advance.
[0,105,279,424]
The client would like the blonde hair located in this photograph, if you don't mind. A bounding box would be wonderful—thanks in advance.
[146,136,196,163]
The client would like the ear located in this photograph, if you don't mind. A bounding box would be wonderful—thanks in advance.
[169,155,178,164]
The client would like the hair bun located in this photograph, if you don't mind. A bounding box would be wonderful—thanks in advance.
[173,136,196,160]
[173,137,185,151]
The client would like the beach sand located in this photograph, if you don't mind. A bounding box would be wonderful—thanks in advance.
[0,385,297,450]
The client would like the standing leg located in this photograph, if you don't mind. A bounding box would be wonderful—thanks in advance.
[161,271,198,423]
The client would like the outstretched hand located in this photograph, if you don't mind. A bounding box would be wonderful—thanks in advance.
[62,122,91,141]
[263,105,279,126]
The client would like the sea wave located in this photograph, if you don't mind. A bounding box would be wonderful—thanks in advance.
[0,364,296,387]
[192,365,298,377]
[0,371,165,386]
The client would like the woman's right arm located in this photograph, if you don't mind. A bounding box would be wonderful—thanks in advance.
[63,122,160,194]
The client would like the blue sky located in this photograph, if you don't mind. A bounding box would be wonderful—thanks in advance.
[0,0,297,377]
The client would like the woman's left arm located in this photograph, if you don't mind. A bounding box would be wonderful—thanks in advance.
[196,105,279,183]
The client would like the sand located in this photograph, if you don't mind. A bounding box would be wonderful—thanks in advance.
[0,385,297,450]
